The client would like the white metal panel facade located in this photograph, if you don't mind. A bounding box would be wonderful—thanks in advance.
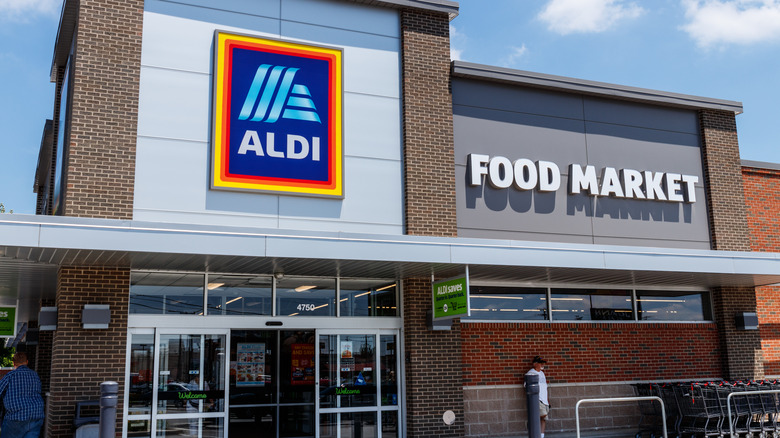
[134,0,404,234]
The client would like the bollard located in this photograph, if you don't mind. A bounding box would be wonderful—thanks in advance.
[525,374,541,438]
[99,381,118,438]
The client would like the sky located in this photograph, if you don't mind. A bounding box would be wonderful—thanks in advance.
[0,0,779,215]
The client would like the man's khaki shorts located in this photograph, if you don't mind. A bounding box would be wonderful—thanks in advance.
[539,402,550,417]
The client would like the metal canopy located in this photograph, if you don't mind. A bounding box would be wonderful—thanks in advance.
[1,214,780,323]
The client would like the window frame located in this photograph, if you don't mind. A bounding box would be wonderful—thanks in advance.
[464,283,714,323]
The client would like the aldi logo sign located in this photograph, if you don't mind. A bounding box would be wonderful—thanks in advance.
[212,32,343,197]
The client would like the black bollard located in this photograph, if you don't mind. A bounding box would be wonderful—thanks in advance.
[99,381,118,438]
[525,373,541,438]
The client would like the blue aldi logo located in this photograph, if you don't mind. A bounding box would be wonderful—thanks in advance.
[212,32,343,197]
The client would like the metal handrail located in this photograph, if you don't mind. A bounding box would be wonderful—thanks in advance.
[575,396,667,438]
[726,389,780,438]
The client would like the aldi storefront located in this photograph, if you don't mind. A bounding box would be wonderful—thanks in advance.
[2,0,780,437]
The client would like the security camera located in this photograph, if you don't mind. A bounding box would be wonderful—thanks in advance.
[274,272,284,280]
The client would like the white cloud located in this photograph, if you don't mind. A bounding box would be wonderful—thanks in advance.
[450,25,466,61]
[682,0,780,48]
[500,45,529,67]
[0,0,61,20]
[451,48,463,61]
[538,0,644,35]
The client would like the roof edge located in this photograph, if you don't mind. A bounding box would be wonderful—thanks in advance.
[742,159,780,172]
[50,0,78,82]
[50,0,460,78]
[346,0,459,18]
[452,60,743,114]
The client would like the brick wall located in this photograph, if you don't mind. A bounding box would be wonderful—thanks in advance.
[400,7,462,437]
[46,267,129,438]
[699,110,751,252]
[461,322,721,436]
[699,109,763,380]
[403,277,464,438]
[63,0,143,219]
[743,164,780,376]
[743,165,780,251]
[461,322,722,385]
[401,9,456,237]
[36,299,55,393]
[756,286,780,376]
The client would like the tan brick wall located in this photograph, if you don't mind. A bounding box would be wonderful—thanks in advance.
[700,110,751,251]
[63,0,143,219]
[700,109,763,380]
[46,267,129,438]
[403,277,464,437]
[400,8,462,437]
[401,9,456,237]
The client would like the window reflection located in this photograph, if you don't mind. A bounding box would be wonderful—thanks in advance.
[276,278,336,317]
[130,272,204,315]
[207,275,272,316]
[550,289,632,321]
[466,286,547,320]
[636,290,711,321]
[339,280,397,317]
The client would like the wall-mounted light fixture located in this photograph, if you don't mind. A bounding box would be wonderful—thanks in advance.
[735,312,758,330]
[39,307,58,331]
[82,304,111,329]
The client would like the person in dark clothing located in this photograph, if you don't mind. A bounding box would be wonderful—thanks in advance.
[0,352,45,438]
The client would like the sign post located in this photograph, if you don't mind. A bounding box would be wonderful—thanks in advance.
[432,269,470,320]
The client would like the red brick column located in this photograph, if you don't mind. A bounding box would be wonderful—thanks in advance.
[403,278,464,437]
[46,267,129,438]
[63,0,143,219]
[700,109,763,380]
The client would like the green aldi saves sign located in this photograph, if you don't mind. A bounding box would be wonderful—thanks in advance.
[432,275,469,319]
[0,307,16,337]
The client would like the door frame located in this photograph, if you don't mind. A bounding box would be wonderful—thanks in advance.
[315,329,402,438]
[124,328,231,438]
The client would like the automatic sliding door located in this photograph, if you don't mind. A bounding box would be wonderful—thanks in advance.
[318,332,399,438]
[229,330,316,438]
[155,333,227,438]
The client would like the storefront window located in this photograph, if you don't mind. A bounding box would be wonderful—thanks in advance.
[130,272,205,315]
[276,277,336,317]
[636,290,712,321]
[466,286,547,320]
[130,271,398,318]
[550,289,633,321]
[339,280,397,317]
[206,275,272,316]
[467,286,711,322]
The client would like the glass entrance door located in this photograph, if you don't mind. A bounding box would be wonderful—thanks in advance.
[126,330,228,438]
[317,332,399,438]
[228,330,317,438]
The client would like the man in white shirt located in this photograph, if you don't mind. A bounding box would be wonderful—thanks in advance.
[525,356,549,437]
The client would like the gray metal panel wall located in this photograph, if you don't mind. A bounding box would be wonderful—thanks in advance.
[453,78,711,249]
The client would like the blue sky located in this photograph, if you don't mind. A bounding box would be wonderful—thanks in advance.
[1,0,779,214]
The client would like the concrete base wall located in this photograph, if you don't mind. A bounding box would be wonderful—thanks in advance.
[464,383,643,437]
